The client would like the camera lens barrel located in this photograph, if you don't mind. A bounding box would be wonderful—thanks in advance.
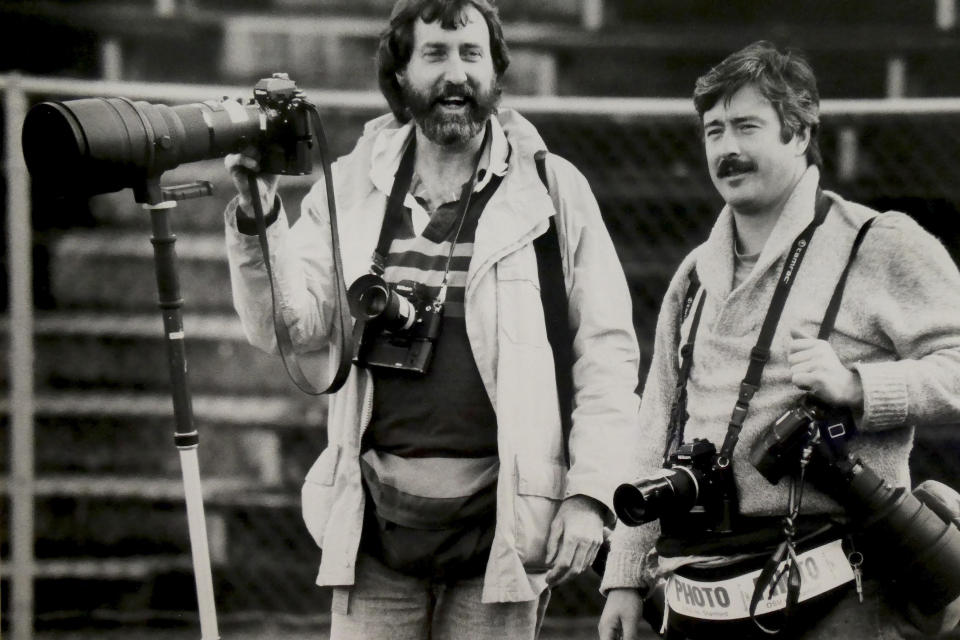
[614,467,699,526]
[347,274,419,330]
[22,97,262,198]
[840,462,960,614]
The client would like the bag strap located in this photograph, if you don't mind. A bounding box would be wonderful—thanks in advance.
[534,150,575,467]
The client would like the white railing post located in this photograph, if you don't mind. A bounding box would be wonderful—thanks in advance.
[4,73,37,640]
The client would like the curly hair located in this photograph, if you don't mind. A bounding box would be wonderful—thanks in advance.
[376,0,510,122]
[693,41,822,168]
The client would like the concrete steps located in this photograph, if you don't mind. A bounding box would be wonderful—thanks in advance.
[1,312,305,395]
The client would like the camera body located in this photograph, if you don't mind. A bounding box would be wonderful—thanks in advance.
[347,274,443,375]
[749,395,856,484]
[750,396,960,617]
[252,74,315,177]
[614,438,737,535]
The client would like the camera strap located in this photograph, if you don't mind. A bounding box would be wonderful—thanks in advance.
[246,105,355,395]
[816,215,878,340]
[372,123,492,302]
[715,190,831,468]
[664,272,707,464]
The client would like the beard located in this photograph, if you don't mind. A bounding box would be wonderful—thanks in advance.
[400,76,502,146]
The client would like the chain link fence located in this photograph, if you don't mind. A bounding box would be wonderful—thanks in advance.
[3,79,960,635]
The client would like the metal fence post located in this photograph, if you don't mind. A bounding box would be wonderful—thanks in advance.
[4,73,38,640]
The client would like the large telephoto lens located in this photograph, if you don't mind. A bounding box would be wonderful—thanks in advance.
[22,97,261,198]
[614,467,700,526]
[835,461,960,614]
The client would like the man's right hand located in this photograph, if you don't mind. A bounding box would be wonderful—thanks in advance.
[598,588,644,640]
[224,148,279,217]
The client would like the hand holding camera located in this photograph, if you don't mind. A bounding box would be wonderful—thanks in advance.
[225,147,280,218]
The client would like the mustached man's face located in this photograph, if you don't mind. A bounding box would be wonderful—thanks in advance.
[398,5,500,147]
[702,83,810,216]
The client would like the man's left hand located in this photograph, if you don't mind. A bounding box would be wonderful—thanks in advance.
[788,327,864,408]
[544,495,606,586]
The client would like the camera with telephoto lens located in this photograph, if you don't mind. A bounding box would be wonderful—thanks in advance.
[614,438,737,535]
[21,73,315,203]
[347,273,443,375]
[749,395,960,618]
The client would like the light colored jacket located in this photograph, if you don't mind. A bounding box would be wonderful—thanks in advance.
[225,109,641,602]
[601,167,960,593]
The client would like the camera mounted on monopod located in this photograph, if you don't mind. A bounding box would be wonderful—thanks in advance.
[21,73,356,399]
[19,73,344,639]
[21,73,315,204]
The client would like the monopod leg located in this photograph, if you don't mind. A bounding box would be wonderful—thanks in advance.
[147,201,220,640]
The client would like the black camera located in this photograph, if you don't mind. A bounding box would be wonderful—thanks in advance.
[749,395,856,484]
[614,438,737,535]
[749,396,960,617]
[347,274,443,375]
[21,73,315,204]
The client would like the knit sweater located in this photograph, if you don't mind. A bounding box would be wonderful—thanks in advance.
[601,167,960,592]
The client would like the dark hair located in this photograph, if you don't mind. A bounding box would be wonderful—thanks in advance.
[376,0,510,122]
[693,40,822,168]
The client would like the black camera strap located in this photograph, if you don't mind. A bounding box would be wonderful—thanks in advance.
[817,215,878,340]
[715,190,831,468]
[749,213,878,632]
[372,123,492,304]
[664,271,707,464]
[246,104,354,395]
[665,190,831,463]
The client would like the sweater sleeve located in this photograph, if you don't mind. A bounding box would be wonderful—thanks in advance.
[600,254,695,594]
[850,213,960,430]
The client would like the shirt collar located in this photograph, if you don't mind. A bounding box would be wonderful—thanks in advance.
[369,114,510,199]
[696,165,822,298]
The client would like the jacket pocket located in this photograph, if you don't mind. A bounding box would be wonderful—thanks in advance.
[498,252,551,347]
[301,444,341,548]
[513,454,566,570]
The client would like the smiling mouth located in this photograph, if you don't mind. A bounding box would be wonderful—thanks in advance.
[436,96,470,109]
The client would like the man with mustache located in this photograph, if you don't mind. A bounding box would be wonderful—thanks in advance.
[222,1,640,638]
[599,41,960,639]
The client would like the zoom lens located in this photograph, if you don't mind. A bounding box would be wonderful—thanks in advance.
[614,467,700,526]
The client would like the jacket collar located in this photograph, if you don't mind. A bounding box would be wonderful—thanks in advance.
[358,109,555,286]
[696,166,822,298]
[367,113,511,198]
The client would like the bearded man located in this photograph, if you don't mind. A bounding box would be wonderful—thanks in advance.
[222,1,640,638]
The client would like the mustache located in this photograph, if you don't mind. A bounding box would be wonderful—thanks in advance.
[716,156,756,178]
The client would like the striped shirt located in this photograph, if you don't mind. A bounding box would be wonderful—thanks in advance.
[359,169,506,579]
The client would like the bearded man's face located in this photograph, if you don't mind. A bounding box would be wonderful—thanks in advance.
[398,6,501,146]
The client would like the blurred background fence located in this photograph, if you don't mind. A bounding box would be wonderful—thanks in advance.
[2,0,960,638]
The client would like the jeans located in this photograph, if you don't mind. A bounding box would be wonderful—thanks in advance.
[329,552,550,640]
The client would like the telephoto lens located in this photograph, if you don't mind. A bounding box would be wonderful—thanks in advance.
[832,461,960,616]
[22,97,262,199]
